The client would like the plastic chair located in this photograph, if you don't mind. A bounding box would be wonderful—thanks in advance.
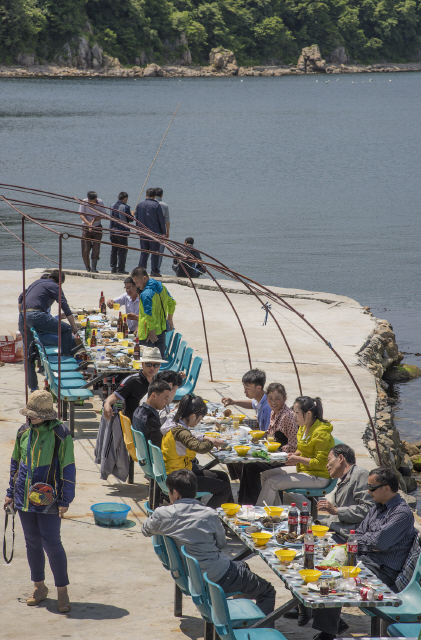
[149,443,211,503]
[31,329,79,368]
[387,623,421,637]
[119,413,137,462]
[143,501,170,570]
[173,357,202,401]
[282,437,344,518]
[165,329,175,358]
[204,573,288,640]
[169,341,187,373]
[132,427,157,507]
[180,346,193,378]
[182,547,263,629]
[160,333,181,370]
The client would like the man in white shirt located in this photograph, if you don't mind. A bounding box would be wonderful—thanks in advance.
[78,190,107,273]
[106,277,139,333]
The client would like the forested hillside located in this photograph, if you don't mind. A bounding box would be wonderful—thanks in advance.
[1,0,420,66]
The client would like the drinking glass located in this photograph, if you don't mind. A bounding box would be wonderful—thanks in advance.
[117,332,124,340]
[319,579,329,596]
[113,303,120,311]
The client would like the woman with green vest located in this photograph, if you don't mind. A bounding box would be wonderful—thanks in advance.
[4,391,75,612]
[161,394,233,508]
[257,396,334,506]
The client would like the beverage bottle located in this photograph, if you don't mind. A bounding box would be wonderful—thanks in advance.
[300,502,310,535]
[90,329,97,347]
[288,503,299,534]
[102,378,109,400]
[123,317,129,338]
[100,300,107,315]
[347,530,358,566]
[110,377,117,393]
[304,528,315,569]
[134,338,140,360]
[117,312,123,333]
[99,291,105,307]
[100,348,106,364]
[85,318,91,341]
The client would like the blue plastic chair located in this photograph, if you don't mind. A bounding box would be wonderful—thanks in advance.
[148,443,210,502]
[169,341,187,373]
[165,329,175,358]
[204,573,288,640]
[387,623,421,637]
[173,357,202,401]
[180,346,193,378]
[131,428,154,480]
[182,547,263,628]
[31,329,79,369]
[160,333,181,370]
[143,501,170,570]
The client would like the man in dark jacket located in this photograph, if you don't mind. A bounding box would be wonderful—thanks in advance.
[132,379,171,447]
[135,188,166,277]
[172,237,206,278]
[110,191,132,274]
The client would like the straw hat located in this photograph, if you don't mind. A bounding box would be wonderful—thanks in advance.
[20,390,57,420]
[139,346,167,364]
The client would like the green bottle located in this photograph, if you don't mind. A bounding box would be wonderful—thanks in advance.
[85,318,91,341]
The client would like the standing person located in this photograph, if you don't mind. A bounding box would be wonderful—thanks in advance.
[155,188,170,272]
[257,396,334,506]
[18,271,78,392]
[4,391,75,613]
[78,191,106,273]
[172,238,206,279]
[134,188,166,277]
[109,191,132,274]
[131,267,176,359]
[106,277,139,334]
[222,369,271,431]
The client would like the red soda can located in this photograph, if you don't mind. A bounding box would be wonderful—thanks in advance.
[360,587,373,601]
[353,577,362,586]
[376,593,383,601]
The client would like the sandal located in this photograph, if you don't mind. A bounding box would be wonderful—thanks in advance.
[26,585,48,606]
[58,601,71,613]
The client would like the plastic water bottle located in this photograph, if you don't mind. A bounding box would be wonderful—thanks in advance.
[304,528,315,569]
[288,503,299,534]
[347,530,358,566]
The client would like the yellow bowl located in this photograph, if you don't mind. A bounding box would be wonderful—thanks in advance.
[234,445,250,457]
[264,506,284,517]
[341,566,361,578]
[231,414,246,424]
[349,567,361,577]
[299,569,322,584]
[204,432,220,438]
[221,503,241,516]
[311,525,330,537]
[249,430,266,440]
[251,532,272,546]
[274,549,297,563]
[264,442,281,453]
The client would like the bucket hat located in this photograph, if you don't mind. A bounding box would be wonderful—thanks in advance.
[20,390,57,420]
[139,346,167,364]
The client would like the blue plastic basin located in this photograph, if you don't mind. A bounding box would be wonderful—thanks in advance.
[91,502,131,527]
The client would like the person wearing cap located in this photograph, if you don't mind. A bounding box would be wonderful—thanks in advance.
[3,391,75,613]
[102,346,166,422]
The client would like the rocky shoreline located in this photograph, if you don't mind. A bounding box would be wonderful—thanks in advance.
[358,313,421,510]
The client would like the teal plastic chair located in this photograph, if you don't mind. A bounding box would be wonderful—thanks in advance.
[204,573,288,640]
[144,501,170,570]
[173,357,202,401]
[169,341,187,373]
[387,623,421,637]
[148,443,210,502]
[132,427,157,507]
[31,329,79,368]
[160,333,181,370]
[182,547,263,628]
[165,329,175,358]
[180,346,193,378]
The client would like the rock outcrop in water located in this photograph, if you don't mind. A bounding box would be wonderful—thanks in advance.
[296,45,326,72]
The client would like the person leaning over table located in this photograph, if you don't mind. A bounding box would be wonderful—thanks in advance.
[160,394,234,510]
[236,382,298,505]
[106,277,139,334]
[256,396,334,506]
[131,266,175,359]
[310,467,417,640]
[102,346,165,422]
[142,469,276,618]
[3,391,75,613]
[222,368,271,431]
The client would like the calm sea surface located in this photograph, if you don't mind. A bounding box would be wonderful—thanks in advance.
[0,74,420,442]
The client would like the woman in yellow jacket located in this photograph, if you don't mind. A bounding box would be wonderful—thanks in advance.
[161,394,233,508]
[257,396,334,505]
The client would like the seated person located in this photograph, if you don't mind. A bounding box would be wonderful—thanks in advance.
[172,237,206,278]
[312,467,417,640]
[102,347,165,422]
[132,379,171,447]
[138,370,183,425]
[106,277,139,334]
[317,443,373,541]
[237,383,298,505]
[161,394,233,509]
[257,396,334,506]
[142,469,276,617]
[222,368,271,431]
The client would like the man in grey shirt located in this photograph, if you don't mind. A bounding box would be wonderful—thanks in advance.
[78,190,107,273]
[142,469,276,617]
[155,188,169,271]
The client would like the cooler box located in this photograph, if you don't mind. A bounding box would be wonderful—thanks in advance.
[0,333,24,363]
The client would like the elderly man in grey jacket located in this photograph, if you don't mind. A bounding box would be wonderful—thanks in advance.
[142,469,276,617]
[317,443,373,540]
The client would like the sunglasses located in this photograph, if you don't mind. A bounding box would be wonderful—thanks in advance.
[367,483,387,492]
[144,362,161,368]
